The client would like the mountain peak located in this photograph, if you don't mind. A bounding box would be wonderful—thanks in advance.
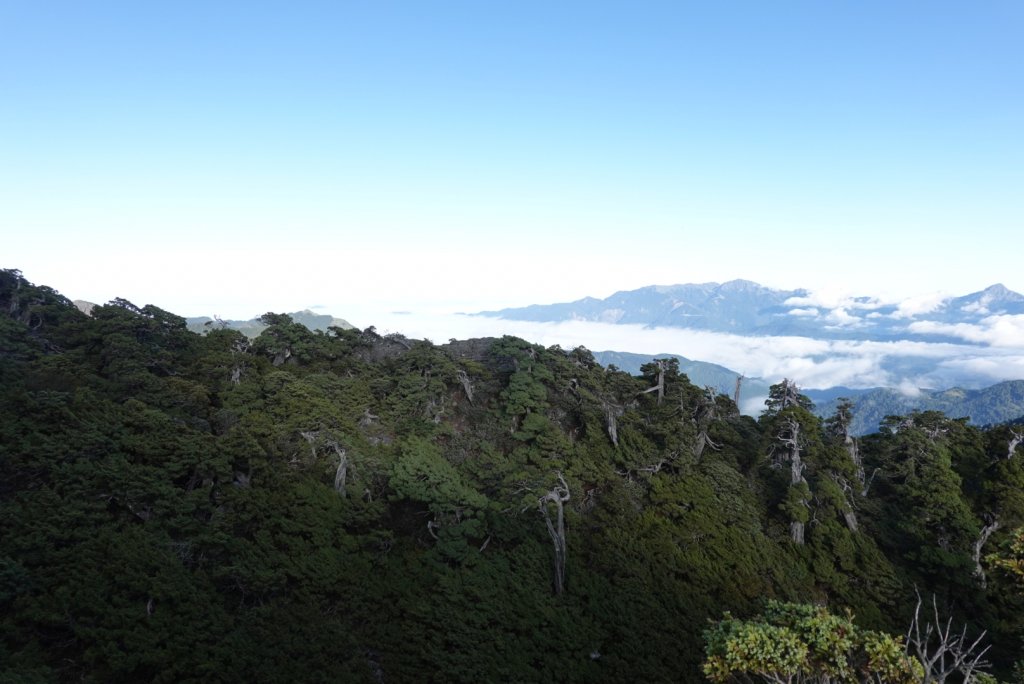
[981,283,1023,299]
[717,279,762,291]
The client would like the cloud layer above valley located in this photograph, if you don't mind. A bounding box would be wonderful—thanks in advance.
[359,310,1024,392]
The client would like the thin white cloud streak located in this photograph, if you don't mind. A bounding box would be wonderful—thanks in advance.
[933,355,1024,383]
[908,314,1024,347]
[783,289,952,321]
[785,287,884,311]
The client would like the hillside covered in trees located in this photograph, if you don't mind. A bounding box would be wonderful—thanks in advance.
[2,268,1024,683]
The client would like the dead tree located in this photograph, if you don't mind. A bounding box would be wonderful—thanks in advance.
[229,336,249,384]
[331,442,348,495]
[824,399,863,529]
[603,402,622,448]
[847,436,865,491]
[861,467,880,497]
[539,473,571,595]
[972,515,1001,588]
[692,387,721,460]
[775,379,803,410]
[359,408,379,428]
[831,474,860,533]
[1008,430,1024,460]
[775,416,807,544]
[906,592,991,684]
[300,430,349,497]
[456,369,474,404]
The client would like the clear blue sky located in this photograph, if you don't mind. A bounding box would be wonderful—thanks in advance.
[3,1,1022,319]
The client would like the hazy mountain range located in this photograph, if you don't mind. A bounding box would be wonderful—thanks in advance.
[473,280,1024,391]
[810,380,1024,435]
[479,280,1024,344]
[475,281,1024,431]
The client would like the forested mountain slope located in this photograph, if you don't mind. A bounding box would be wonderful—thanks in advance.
[591,350,771,400]
[2,268,1024,683]
[814,382,1024,436]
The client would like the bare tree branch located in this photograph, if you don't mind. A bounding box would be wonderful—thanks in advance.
[906,590,992,684]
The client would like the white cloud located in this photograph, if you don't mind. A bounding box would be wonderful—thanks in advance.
[891,291,949,318]
[784,287,885,312]
[783,288,961,328]
[785,288,856,310]
[786,307,819,317]
[897,379,922,397]
[741,395,768,415]
[932,354,1024,384]
[984,315,1024,346]
[360,312,1024,393]
[824,307,862,327]
[961,300,989,315]
[908,314,1024,347]
[598,308,625,323]
[907,320,985,341]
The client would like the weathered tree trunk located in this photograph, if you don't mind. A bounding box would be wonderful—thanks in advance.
[973,516,1000,587]
[456,369,474,404]
[692,388,720,460]
[300,430,348,497]
[845,434,865,490]
[833,474,860,533]
[1008,431,1023,460]
[539,474,571,595]
[693,432,707,460]
[842,509,859,533]
[641,359,665,405]
[780,417,807,545]
[332,444,348,496]
[786,422,803,477]
[604,403,621,447]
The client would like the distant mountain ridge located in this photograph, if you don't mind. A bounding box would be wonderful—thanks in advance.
[810,380,1024,436]
[591,350,771,406]
[186,310,355,337]
[479,280,1024,343]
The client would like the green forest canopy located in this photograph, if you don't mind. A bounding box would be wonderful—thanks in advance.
[2,268,1024,683]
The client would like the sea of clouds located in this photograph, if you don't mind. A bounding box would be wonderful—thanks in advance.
[349,308,1024,393]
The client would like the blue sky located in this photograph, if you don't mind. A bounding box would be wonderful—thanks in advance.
[3,1,1022,321]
